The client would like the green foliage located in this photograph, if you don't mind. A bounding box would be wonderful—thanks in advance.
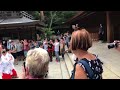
[44,11,77,26]
[41,27,55,39]
[27,11,77,38]
[33,11,40,20]
[27,11,77,27]
[44,11,77,38]
[26,11,40,20]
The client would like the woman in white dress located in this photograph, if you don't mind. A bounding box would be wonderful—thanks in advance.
[0,49,17,79]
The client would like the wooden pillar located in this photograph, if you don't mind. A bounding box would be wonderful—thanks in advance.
[17,28,20,39]
[22,26,24,39]
[31,27,34,40]
[106,11,112,43]
[35,26,37,40]
[40,11,44,21]
[31,28,33,40]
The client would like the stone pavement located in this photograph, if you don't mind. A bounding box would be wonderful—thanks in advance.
[68,41,120,79]
[89,41,120,79]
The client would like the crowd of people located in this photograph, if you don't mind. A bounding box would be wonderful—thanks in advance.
[0,31,71,79]
[0,29,104,79]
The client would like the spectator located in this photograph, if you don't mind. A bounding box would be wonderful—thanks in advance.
[34,41,39,48]
[10,41,18,65]
[66,32,71,48]
[16,40,23,61]
[99,24,104,42]
[0,41,3,57]
[20,48,50,79]
[29,40,35,49]
[48,40,54,62]
[43,38,48,51]
[23,39,30,58]
[7,40,11,50]
[60,38,65,60]
[70,28,103,79]
[20,40,24,61]
[54,38,60,62]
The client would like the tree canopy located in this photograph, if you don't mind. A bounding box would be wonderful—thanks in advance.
[44,11,77,27]
[27,11,77,27]
[27,11,77,39]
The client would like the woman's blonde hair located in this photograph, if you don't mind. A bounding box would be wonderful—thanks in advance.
[26,48,50,78]
[71,28,92,51]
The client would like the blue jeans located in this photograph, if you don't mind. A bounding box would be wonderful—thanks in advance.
[55,51,60,61]
[24,51,28,57]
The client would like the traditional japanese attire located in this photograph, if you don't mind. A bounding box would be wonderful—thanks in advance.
[0,52,17,79]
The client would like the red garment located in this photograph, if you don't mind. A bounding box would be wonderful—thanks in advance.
[48,48,53,52]
[2,73,11,79]
[48,45,54,53]
[2,69,17,79]
[52,46,54,51]
[11,69,17,77]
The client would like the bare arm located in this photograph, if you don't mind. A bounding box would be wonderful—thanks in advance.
[74,64,88,79]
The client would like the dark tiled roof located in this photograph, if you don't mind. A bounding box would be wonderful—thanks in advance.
[0,17,45,28]
[0,17,39,25]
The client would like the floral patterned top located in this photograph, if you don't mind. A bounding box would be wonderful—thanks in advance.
[71,54,103,79]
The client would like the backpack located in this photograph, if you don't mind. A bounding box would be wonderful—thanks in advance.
[70,58,103,79]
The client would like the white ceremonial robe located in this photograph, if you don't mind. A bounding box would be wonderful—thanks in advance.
[0,53,15,79]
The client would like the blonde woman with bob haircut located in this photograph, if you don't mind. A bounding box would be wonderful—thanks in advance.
[70,28,103,79]
[21,48,50,79]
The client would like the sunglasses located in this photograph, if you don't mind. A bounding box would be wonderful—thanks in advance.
[23,61,26,72]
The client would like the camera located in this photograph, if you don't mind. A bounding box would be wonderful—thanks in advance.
[108,41,119,49]
[108,43,116,49]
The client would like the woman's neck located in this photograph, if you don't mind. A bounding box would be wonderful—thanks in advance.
[75,49,88,60]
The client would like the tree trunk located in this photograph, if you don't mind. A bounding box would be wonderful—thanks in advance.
[40,11,44,21]
[49,11,57,29]
[49,12,53,29]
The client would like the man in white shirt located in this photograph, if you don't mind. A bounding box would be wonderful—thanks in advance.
[16,40,23,61]
[43,38,48,51]
[54,39,60,62]
[10,41,18,65]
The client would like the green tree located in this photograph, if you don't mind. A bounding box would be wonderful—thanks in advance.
[26,11,40,20]
[44,11,77,27]
[27,11,77,28]
[41,27,55,39]
[41,11,58,39]
[27,11,77,39]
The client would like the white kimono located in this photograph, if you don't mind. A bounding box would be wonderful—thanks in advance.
[0,53,15,79]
